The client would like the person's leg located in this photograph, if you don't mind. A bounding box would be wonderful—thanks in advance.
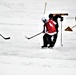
[52,33,58,47]
[42,34,48,48]
[47,35,53,47]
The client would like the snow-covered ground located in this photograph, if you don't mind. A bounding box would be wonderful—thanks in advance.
[0,0,76,75]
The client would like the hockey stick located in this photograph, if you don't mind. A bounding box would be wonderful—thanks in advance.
[0,34,10,40]
[25,3,47,40]
[25,32,43,40]
[44,2,47,14]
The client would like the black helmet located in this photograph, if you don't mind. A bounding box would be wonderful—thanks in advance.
[48,14,53,19]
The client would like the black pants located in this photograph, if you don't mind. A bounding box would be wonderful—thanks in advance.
[43,33,58,47]
[52,33,58,47]
[43,34,53,47]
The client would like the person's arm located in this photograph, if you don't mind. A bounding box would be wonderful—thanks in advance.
[60,17,63,21]
[56,14,63,21]
[43,23,46,33]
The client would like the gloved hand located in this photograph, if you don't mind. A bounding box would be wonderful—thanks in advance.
[60,17,63,21]
[42,30,45,33]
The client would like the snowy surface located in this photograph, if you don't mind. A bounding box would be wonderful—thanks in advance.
[0,0,76,75]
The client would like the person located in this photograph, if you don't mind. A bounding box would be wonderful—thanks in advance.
[41,14,57,48]
[52,14,63,47]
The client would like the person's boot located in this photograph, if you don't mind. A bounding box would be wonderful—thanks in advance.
[48,46,53,49]
[48,44,53,49]
[41,45,47,48]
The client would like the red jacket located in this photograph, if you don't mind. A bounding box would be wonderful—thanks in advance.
[45,19,56,35]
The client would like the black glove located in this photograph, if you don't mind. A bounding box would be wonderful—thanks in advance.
[42,30,45,33]
[60,17,63,21]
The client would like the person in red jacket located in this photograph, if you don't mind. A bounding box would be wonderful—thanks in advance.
[42,14,57,48]
[52,14,63,47]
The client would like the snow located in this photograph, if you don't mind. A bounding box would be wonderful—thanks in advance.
[0,0,76,75]
[0,56,76,75]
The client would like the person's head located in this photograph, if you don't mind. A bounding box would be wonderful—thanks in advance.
[48,14,53,19]
[41,17,47,23]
